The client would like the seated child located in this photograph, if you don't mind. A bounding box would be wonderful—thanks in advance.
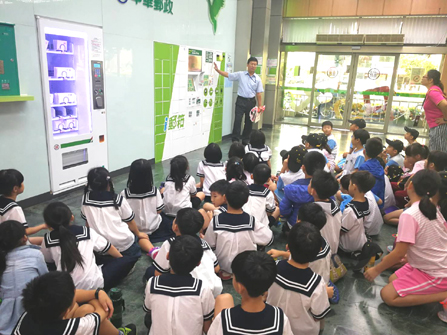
[425,150,447,171]
[208,251,293,335]
[0,220,48,335]
[196,143,226,202]
[226,157,248,184]
[267,222,331,335]
[335,118,367,173]
[404,126,419,146]
[146,208,222,298]
[242,152,259,185]
[302,133,331,172]
[0,169,47,244]
[280,151,327,229]
[204,181,274,277]
[13,271,136,335]
[227,142,245,161]
[365,170,447,311]
[337,175,353,213]
[340,129,370,177]
[245,130,272,166]
[322,120,338,164]
[364,190,384,236]
[144,235,215,335]
[339,171,376,253]
[275,145,307,201]
[359,138,385,205]
[308,170,342,253]
[385,139,404,168]
[122,159,174,245]
[243,164,279,227]
[202,179,229,216]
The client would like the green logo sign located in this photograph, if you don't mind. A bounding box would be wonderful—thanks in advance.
[206,0,225,35]
[189,49,202,56]
[168,114,185,130]
[120,0,174,15]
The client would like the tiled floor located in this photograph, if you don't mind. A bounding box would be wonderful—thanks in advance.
[23,124,442,335]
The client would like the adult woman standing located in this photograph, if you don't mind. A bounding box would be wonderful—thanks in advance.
[422,70,447,152]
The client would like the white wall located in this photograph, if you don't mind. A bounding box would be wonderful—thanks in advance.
[0,0,237,200]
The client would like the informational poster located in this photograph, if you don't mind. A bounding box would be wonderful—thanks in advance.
[411,67,425,84]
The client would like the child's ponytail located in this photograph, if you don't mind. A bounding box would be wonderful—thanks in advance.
[86,167,118,210]
[0,220,26,279]
[438,172,447,221]
[226,157,247,182]
[43,202,84,273]
[170,155,188,192]
[411,170,440,220]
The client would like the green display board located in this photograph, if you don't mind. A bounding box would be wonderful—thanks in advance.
[0,22,20,96]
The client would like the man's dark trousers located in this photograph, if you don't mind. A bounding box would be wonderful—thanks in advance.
[232,95,256,143]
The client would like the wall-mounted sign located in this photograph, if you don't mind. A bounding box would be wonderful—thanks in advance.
[368,68,380,80]
[118,0,173,15]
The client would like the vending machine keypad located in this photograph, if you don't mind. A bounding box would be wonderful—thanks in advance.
[91,61,104,110]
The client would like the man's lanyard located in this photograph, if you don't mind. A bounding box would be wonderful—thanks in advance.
[247,73,256,83]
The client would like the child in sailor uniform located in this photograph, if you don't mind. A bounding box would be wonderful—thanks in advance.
[196,143,226,202]
[144,236,215,335]
[267,223,331,335]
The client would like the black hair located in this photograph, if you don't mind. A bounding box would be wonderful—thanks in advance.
[253,164,271,185]
[303,151,327,176]
[85,167,118,210]
[376,156,386,169]
[340,174,351,191]
[170,155,189,192]
[0,169,24,196]
[22,271,75,323]
[311,170,339,200]
[438,172,447,221]
[247,57,258,65]
[204,143,223,164]
[297,203,327,230]
[319,134,332,155]
[225,180,249,209]
[322,121,333,129]
[371,137,383,144]
[411,169,440,220]
[243,153,259,174]
[350,170,376,194]
[228,142,245,160]
[209,179,229,195]
[427,69,445,94]
[231,250,276,297]
[127,159,154,194]
[0,220,26,278]
[226,157,247,182]
[175,208,204,236]
[364,138,383,159]
[288,222,322,264]
[353,129,370,145]
[427,151,447,172]
[43,202,84,273]
[249,130,266,149]
[169,235,203,275]
[405,143,430,160]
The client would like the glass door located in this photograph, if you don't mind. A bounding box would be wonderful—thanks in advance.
[309,54,353,128]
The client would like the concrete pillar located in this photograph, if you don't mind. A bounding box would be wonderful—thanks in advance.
[264,0,283,126]
[250,0,271,129]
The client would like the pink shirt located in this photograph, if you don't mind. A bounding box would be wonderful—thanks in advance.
[424,86,446,128]
[409,160,426,175]
[397,202,447,278]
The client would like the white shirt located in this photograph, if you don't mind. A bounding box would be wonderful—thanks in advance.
[242,184,276,228]
[208,304,293,335]
[384,176,396,209]
[342,148,365,176]
[196,161,226,196]
[144,274,215,335]
[340,200,369,252]
[315,199,342,254]
[204,212,274,273]
[121,187,164,234]
[163,175,198,216]
[267,261,331,335]
[309,237,332,283]
[279,170,304,189]
[245,144,272,164]
[327,134,339,160]
[41,226,110,290]
[364,191,383,236]
[152,237,223,298]
[307,148,330,172]
[81,191,135,252]
[244,170,254,185]
[389,154,404,167]
[0,196,27,227]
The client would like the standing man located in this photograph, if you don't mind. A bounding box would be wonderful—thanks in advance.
[214,57,264,144]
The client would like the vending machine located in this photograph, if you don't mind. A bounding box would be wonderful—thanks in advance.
[37,18,107,194]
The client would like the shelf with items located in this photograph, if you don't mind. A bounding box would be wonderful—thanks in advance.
[47,50,74,55]
[52,118,78,134]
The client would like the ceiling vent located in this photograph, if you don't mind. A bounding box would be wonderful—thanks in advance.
[364,34,405,45]
[316,34,404,45]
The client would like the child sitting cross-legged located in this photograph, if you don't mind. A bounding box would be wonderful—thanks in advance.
[202,179,229,217]
[204,181,274,279]
[144,235,215,335]
[208,251,294,335]
[339,171,376,253]
[13,271,136,335]
[144,208,222,298]
[267,222,331,335]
